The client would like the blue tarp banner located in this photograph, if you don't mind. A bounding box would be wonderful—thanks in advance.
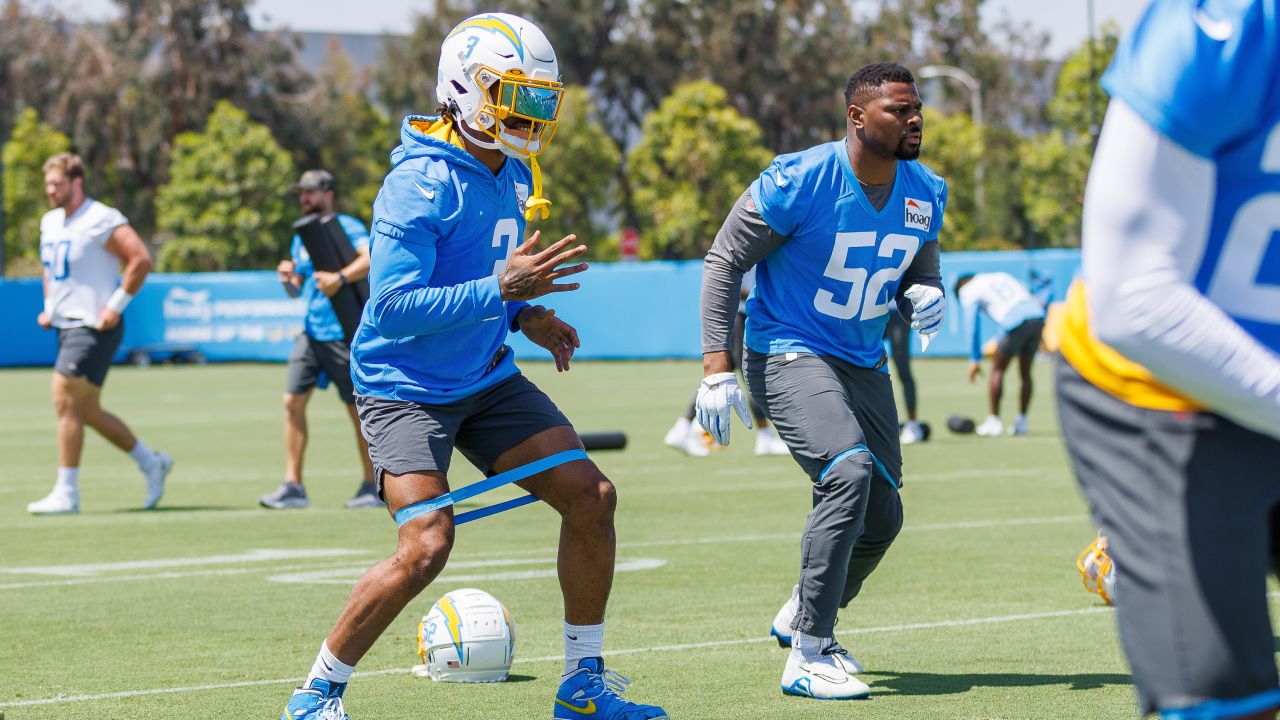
[0,249,1079,367]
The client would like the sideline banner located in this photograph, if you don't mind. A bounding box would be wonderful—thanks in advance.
[0,250,1080,367]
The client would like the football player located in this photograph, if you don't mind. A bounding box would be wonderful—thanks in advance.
[954,271,1046,436]
[27,152,172,515]
[697,62,946,699]
[277,13,667,720]
[1057,1,1280,718]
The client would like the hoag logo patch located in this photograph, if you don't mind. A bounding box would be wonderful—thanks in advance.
[904,198,932,232]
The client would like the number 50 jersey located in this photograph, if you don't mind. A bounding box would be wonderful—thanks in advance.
[746,140,948,369]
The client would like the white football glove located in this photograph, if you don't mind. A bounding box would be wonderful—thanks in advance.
[695,372,753,446]
[903,284,945,350]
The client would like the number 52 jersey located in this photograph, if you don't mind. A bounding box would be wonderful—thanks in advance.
[746,140,948,369]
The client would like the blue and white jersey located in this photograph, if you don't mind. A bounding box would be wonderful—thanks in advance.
[290,214,370,342]
[1103,0,1280,354]
[745,140,948,369]
[957,272,1044,362]
[350,116,531,403]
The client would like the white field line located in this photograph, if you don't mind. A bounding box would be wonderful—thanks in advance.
[0,516,1087,591]
[0,606,1115,708]
[0,549,369,577]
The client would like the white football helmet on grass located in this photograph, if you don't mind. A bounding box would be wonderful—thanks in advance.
[413,588,515,683]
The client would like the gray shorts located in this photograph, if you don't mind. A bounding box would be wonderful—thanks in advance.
[286,333,355,405]
[743,349,902,485]
[996,317,1044,359]
[56,323,123,387]
[1057,358,1280,716]
[356,373,572,489]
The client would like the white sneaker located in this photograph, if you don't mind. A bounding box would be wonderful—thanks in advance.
[976,415,1004,437]
[27,487,79,515]
[770,585,863,674]
[142,451,173,509]
[899,420,925,445]
[663,419,710,457]
[662,418,690,448]
[1011,416,1029,436]
[755,428,790,456]
[780,651,870,700]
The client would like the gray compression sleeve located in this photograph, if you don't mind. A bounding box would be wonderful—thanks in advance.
[701,191,787,354]
[894,240,942,319]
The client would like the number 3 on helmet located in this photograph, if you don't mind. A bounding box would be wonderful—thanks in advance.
[436,12,564,159]
[413,588,516,683]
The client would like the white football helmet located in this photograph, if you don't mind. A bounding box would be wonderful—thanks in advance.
[1077,532,1116,606]
[436,12,563,159]
[413,588,515,683]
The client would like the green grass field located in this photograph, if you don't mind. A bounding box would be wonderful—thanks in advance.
[0,358,1199,718]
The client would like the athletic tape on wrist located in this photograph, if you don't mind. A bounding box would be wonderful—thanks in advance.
[106,287,134,313]
[392,448,588,527]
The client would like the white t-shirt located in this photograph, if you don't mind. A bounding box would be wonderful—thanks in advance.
[958,271,1044,331]
[39,199,128,329]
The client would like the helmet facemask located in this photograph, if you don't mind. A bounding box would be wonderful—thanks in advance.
[469,66,562,158]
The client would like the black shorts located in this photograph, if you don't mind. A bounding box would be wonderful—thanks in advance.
[285,334,356,405]
[996,317,1044,359]
[356,373,572,490]
[1057,358,1280,716]
[56,323,123,387]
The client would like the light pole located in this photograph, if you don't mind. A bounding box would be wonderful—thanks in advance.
[918,64,984,210]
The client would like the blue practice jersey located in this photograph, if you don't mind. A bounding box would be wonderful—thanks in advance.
[1103,0,1280,354]
[290,214,370,342]
[350,116,531,403]
[745,140,948,369]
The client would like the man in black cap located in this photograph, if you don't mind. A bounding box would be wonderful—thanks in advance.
[258,169,378,509]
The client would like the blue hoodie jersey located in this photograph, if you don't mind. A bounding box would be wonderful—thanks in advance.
[351,117,531,403]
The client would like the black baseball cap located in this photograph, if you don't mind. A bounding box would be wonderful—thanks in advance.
[294,169,336,192]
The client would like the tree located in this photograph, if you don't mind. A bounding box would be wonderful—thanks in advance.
[918,109,986,250]
[1019,24,1120,246]
[528,86,621,259]
[627,81,772,259]
[308,41,395,225]
[2,108,71,276]
[155,101,296,271]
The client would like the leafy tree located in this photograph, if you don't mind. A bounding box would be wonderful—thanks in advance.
[155,101,296,271]
[1019,24,1120,246]
[918,109,985,250]
[2,108,71,276]
[308,41,394,225]
[627,81,772,259]
[528,87,621,259]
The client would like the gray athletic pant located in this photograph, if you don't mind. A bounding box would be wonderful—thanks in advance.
[744,349,904,638]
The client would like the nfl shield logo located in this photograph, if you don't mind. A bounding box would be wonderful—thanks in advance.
[514,182,530,215]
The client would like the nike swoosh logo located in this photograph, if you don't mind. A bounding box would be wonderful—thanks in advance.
[555,698,597,714]
[773,168,789,187]
[1193,9,1233,40]
[565,634,578,640]
[414,183,437,201]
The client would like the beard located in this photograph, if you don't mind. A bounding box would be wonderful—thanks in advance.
[894,138,921,160]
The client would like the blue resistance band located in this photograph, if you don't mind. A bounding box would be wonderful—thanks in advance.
[392,448,588,527]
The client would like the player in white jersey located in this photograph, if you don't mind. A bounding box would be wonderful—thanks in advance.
[1056,0,1280,717]
[27,153,172,515]
[954,271,1045,436]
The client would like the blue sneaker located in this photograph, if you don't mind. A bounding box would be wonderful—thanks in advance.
[554,658,668,719]
[280,678,349,720]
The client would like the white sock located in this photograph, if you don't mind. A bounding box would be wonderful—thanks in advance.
[129,440,156,468]
[56,467,79,493]
[792,631,828,663]
[1016,414,1027,424]
[563,621,605,675]
[306,640,355,686]
[757,427,773,439]
[673,417,691,434]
